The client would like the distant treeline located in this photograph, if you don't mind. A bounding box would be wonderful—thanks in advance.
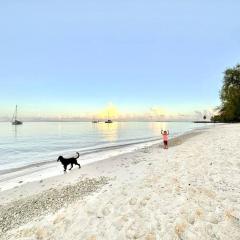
[211,64,240,123]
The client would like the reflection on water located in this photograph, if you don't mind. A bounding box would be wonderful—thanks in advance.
[12,124,23,138]
[0,121,210,171]
[93,122,119,142]
[12,125,18,138]
[149,122,167,135]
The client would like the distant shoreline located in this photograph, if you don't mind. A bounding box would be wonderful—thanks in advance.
[0,120,200,123]
[193,121,216,123]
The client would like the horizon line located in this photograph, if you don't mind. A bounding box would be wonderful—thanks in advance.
[0,120,195,123]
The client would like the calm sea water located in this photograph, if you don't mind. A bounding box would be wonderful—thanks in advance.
[0,122,210,171]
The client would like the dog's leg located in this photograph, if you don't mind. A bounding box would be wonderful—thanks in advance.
[69,163,73,170]
[74,161,81,169]
[64,165,67,173]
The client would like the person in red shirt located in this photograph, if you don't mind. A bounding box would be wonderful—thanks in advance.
[161,130,169,149]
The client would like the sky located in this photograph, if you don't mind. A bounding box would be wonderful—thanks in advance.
[0,1,240,121]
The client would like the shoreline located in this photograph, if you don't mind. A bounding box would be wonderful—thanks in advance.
[0,125,210,192]
[0,128,205,237]
[0,136,162,175]
[1,123,240,239]
[0,128,204,204]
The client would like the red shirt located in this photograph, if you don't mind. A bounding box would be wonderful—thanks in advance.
[163,134,168,141]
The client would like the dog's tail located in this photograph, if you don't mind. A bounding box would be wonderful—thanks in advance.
[76,152,80,159]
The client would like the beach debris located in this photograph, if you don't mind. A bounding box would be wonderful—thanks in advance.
[0,177,109,236]
[225,210,240,224]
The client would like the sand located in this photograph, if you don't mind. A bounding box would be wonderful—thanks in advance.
[1,124,240,239]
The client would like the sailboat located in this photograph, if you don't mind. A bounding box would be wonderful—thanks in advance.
[12,105,23,125]
[105,112,113,123]
[91,115,100,123]
[92,119,99,123]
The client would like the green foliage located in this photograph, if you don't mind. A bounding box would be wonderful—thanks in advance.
[211,115,222,122]
[214,64,240,122]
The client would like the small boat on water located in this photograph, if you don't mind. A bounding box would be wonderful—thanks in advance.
[105,119,113,123]
[12,105,23,125]
[105,112,113,123]
[92,120,99,123]
[92,116,100,123]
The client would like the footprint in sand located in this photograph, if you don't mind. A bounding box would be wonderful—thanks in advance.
[140,195,151,206]
[113,216,128,231]
[102,207,111,216]
[129,197,137,205]
[125,220,148,239]
[186,213,195,225]
[121,188,128,196]
[86,202,98,215]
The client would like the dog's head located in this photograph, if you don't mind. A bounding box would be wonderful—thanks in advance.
[57,156,63,162]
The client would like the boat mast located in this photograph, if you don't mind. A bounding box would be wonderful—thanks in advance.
[12,105,16,122]
[15,105,18,121]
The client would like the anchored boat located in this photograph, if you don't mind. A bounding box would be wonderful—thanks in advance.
[105,119,113,123]
[105,112,113,123]
[12,105,23,125]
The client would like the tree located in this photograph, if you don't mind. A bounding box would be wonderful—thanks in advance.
[213,64,240,122]
[203,115,206,120]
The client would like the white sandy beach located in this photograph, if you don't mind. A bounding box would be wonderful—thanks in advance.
[1,124,240,240]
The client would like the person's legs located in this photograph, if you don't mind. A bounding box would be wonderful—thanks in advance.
[163,140,168,149]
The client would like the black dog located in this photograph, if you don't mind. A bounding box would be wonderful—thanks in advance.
[57,152,81,172]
